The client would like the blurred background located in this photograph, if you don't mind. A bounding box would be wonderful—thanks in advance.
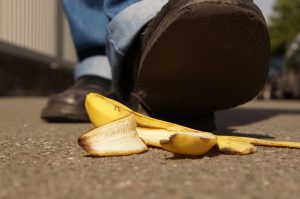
[0,0,76,96]
[0,0,299,99]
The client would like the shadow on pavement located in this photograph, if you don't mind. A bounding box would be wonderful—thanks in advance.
[215,129,275,139]
[215,107,300,138]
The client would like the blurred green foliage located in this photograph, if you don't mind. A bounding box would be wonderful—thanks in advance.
[269,0,300,55]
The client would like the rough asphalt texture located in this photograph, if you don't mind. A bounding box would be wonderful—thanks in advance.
[1,98,300,199]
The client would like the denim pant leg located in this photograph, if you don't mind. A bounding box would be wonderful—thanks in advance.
[62,0,111,80]
[62,0,169,89]
[62,0,143,80]
[105,0,169,97]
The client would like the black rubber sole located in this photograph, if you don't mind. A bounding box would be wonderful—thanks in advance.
[137,0,270,127]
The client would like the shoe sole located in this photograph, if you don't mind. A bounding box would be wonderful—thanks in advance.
[137,1,270,125]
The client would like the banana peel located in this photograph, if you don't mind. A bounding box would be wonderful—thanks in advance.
[80,93,217,156]
[136,127,217,155]
[78,114,147,156]
[160,133,218,156]
[78,93,300,157]
[85,93,194,131]
[218,136,300,149]
[217,137,257,155]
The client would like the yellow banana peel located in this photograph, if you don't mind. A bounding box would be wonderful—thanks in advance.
[217,137,257,155]
[218,136,300,149]
[85,93,194,131]
[78,114,147,156]
[136,127,217,155]
[78,93,300,157]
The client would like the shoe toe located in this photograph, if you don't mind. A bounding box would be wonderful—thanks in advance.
[41,90,89,122]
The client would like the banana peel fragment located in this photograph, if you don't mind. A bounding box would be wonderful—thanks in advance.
[218,136,300,149]
[78,114,147,156]
[160,133,218,156]
[217,137,257,155]
[136,127,217,155]
[78,93,300,157]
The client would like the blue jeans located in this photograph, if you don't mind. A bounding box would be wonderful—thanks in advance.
[62,0,168,94]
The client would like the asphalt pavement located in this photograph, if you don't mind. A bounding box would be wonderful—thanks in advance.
[1,98,300,199]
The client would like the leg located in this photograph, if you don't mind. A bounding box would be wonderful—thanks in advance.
[105,0,169,99]
[42,0,112,122]
[62,0,111,80]
[41,0,145,122]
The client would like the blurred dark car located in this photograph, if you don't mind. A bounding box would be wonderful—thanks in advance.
[277,33,300,99]
[257,56,283,100]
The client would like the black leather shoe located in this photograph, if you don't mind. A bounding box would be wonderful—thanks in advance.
[127,0,270,131]
[41,75,112,122]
